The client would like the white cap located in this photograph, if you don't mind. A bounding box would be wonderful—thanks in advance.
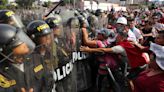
[116,17,127,25]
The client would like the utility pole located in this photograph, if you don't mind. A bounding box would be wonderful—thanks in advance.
[73,0,75,9]
[90,0,93,10]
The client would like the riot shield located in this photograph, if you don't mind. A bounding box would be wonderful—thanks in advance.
[59,9,75,25]
[87,14,99,30]
[67,17,81,51]
[66,17,93,91]
[49,14,77,92]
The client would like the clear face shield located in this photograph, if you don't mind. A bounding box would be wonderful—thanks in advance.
[0,29,36,63]
[66,17,81,52]
[34,32,57,70]
[52,24,64,38]
[8,14,25,29]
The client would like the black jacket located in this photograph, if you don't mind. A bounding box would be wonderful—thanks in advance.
[0,54,54,92]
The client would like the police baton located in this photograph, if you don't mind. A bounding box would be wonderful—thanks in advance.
[106,64,121,92]
[106,64,116,82]
[44,0,64,18]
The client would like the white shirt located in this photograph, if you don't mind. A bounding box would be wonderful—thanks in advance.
[127,29,137,43]
[131,27,143,42]
[12,63,24,72]
[154,23,164,31]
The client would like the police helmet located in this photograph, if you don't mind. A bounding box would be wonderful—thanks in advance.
[45,17,60,29]
[27,20,52,38]
[0,10,24,28]
[95,9,103,16]
[0,24,23,49]
[0,10,12,23]
[78,16,85,27]
[54,14,62,24]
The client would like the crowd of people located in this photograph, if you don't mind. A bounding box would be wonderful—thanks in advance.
[80,5,164,92]
[0,3,163,92]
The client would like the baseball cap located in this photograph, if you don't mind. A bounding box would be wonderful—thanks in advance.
[98,28,111,38]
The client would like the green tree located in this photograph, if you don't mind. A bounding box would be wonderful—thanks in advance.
[63,0,74,5]
[16,0,35,8]
[0,0,8,9]
[42,1,52,7]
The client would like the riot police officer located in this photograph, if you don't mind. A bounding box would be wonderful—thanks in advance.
[0,10,24,29]
[45,17,61,68]
[27,20,57,69]
[27,20,56,92]
[45,17,78,92]
[0,24,54,92]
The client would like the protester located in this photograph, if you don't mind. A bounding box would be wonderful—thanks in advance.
[116,17,137,43]
[1,3,164,92]
[129,19,143,43]
[133,31,164,92]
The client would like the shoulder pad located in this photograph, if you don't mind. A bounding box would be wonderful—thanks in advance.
[34,64,43,73]
[0,74,16,88]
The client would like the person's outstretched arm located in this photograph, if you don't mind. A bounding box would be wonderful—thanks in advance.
[81,28,97,47]
[80,46,113,53]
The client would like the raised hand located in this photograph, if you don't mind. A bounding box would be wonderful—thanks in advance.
[21,88,33,92]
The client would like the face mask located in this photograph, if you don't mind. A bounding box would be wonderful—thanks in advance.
[116,26,125,33]
[150,42,164,70]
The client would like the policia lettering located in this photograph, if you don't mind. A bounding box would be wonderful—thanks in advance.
[37,24,49,32]
[53,52,87,81]
[53,61,73,81]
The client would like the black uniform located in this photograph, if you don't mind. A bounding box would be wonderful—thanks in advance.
[0,54,54,92]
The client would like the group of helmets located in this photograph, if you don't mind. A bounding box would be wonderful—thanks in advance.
[0,10,62,55]
[0,9,128,51]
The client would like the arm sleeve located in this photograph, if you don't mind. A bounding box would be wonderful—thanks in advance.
[96,40,105,48]
[111,45,125,54]
[136,29,143,39]
[159,80,164,92]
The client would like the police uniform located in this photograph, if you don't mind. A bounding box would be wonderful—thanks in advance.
[0,53,54,92]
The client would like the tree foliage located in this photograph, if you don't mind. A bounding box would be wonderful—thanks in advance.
[0,0,8,9]
[63,0,74,5]
[42,1,52,7]
[16,0,35,8]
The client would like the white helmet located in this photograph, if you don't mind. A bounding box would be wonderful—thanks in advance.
[116,17,127,25]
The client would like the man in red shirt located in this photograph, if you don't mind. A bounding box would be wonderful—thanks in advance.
[80,31,148,92]
[80,31,148,70]
[133,31,164,92]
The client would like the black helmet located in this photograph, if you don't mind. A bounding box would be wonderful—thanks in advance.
[78,16,85,27]
[45,17,60,29]
[0,24,23,49]
[27,20,52,38]
[95,9,103,16]
[0,10,24,28]
[0,10,13,23]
